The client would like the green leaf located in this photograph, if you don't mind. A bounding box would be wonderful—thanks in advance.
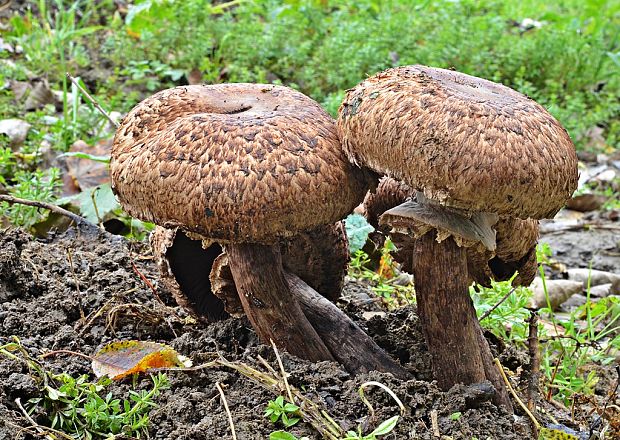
[449,411,462,421]
[369,415,399,436]
[345,213,374,253]
[74,184,120,223]
[269,432,298,440]
[281,413,299,427]
[60,152,111,163]
[283,403,299,412]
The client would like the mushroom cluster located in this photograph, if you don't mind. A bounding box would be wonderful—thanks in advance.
[338,65,578,408]
[110,67,578,410]
[111,83,406,377]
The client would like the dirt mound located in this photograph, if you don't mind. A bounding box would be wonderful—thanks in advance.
[0,226,533,439]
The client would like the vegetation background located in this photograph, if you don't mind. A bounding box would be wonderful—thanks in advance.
[2,0,619,228]
[0,1,619,438]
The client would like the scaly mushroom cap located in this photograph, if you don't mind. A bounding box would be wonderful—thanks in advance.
[338,65,578,219]
[111,84,369,243]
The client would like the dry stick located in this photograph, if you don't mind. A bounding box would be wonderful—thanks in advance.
[494,358,541,431]
[479,286,517,322]
[128,243,168,309]
[526,310,540,438]
[14,397,58,440]
[40,349,94,361]
[0,194,92,227]
[77,290,137,336]
[526,311,540,412]
[540,222,620,234]
[66,73,119,128]
[430,409,440,438]
[257,355,279,376]
[271,339,294,404]
[3,420,41,439]
[216,382,238,440]
[358,381,406,421]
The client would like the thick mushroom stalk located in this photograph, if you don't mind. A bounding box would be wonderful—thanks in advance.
[151,223,350,322]
[226,243,334,361]
[338,65,578,409]
[381,195,512,407]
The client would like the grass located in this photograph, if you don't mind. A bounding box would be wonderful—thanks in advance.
[1,0,619,229]
[0,0,619,432]
[347,235,620,408]
[0,337,169,439]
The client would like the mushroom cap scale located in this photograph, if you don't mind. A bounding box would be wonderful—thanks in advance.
[111,84,369,244]
[338,65,578,219]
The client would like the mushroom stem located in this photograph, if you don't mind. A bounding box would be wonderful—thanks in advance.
[226,243,335,362]
[412,231,512,410]
[285,272,410,379]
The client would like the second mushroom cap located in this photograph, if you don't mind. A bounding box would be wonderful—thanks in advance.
[338,65,578,219]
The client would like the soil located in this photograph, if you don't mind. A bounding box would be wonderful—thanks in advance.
[0,223,615,439]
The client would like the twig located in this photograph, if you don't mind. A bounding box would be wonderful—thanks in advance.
[430,409,440,438]
[128,243,168,309]
[479,286,517,322]
[216,382,238,440]
[77,291,135,336]
[257,354,278,376]
[40,349,94,361]
[540,222,620,234]
[526,310,540,437]
[271,340,294,404]
[494,358,541,431]
[0,194,93,227]
[14,397,57,440]
[66,73,119,128]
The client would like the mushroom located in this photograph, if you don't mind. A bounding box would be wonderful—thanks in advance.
[364,177,539,287]
[150,221,350,322]
[338,65,578,408]
[111,83,407,376]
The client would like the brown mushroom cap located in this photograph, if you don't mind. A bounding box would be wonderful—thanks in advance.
[111,84,369,243]
[338,65,578,219]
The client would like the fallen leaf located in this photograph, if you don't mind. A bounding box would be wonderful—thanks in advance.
[538,426,579,440]
[71,183,120,224]
[63,139,112,194]
[92,340,192,380]
[23,78,55,111]
[566,193,607,212]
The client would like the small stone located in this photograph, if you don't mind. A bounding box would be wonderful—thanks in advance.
[0,118,31,147]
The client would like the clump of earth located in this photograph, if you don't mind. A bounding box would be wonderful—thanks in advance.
[0,225,613,439]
